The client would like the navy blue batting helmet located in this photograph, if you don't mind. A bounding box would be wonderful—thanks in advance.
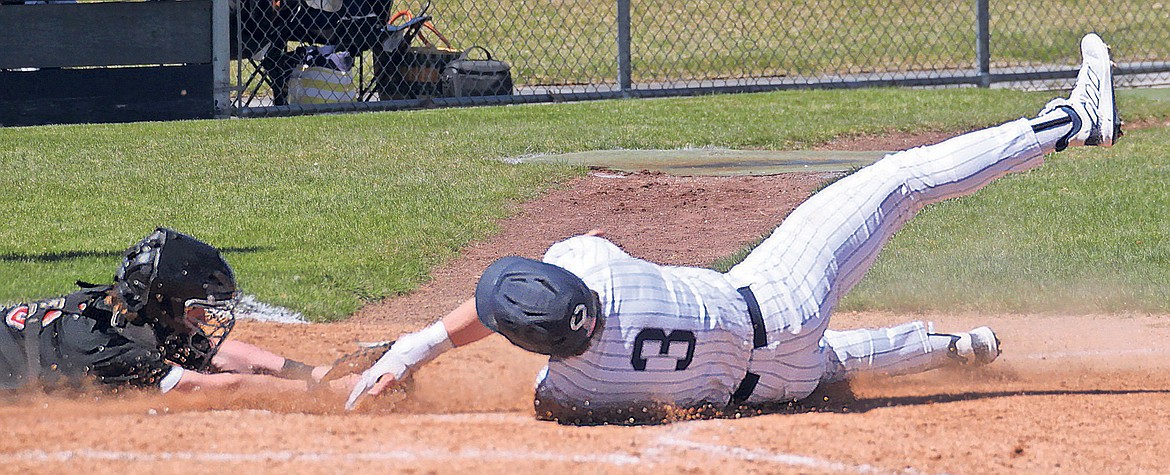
[475,256,602,357]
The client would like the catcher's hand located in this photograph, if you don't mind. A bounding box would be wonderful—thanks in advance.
[320,341,394,383]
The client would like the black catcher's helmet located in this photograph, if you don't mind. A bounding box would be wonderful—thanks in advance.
[114,228,239,369]
[475,256,602,357]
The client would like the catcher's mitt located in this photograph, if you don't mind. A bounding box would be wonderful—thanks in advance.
[320,340,394,382]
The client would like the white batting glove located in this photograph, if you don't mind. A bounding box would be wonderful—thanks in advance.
[344,321,454,410]
[345,352,409,410]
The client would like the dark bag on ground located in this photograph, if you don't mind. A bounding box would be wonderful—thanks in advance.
[374,44,458,99]
[372,8,462,99]
[441,46,513,97]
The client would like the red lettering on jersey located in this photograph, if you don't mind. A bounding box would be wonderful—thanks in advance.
[43,309,63,326]
[5,306,29,330]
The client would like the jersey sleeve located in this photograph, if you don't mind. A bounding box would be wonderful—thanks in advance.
[542,236,631,277]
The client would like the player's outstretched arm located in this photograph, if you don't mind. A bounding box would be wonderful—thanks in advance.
[345,297,490,409]
[445,297,495,346]
[212,339,331,382]
[170,367,354,393]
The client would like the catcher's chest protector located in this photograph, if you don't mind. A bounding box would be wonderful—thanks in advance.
[0,286,128,389]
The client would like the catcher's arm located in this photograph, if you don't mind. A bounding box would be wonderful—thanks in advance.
[345,298,491,409]
[211,340,330,382]
[173,369,324,393]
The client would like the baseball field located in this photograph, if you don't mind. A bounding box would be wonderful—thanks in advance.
[3,87,1170,474]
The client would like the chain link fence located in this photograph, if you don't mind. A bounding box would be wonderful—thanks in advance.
[231,0,1170,117]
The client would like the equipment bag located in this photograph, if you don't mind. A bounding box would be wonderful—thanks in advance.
[441,46,513,98]
[396,44,463,98]
[286,45,356,104]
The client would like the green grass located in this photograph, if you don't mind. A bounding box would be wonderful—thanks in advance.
[2,87,1170,319]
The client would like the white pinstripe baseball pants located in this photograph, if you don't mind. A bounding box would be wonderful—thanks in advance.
[724,118,1049,402]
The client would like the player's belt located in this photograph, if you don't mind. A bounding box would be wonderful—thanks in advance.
[730,286,767,405]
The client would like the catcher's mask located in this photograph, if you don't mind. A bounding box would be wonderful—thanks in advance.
[114,228,239,369]
[475,256,602,358]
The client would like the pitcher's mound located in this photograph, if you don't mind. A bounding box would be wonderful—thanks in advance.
[509,148,888,176]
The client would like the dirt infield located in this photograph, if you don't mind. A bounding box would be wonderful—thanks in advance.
[4,138,1170,474]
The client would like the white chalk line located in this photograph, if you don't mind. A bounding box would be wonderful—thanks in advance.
[234,294,306,323]
[655,439,933,474]
[655,424,940,475]
[0,445,922,473]
[0,416,932,473]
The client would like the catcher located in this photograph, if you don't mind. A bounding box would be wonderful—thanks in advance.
[0,228,353,394]
[347,34,1120,422]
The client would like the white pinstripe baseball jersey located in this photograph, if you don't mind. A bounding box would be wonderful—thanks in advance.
[538,236,755,408]
[537,118,1049,409]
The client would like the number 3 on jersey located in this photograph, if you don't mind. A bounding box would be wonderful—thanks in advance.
[630,328,696,371]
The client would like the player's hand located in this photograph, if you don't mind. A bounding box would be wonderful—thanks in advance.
[311,365,331,382]
[324,373,362,394]
[585,228,606,237]
[345,350,408,410]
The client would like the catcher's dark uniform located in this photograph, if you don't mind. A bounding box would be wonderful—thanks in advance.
[0,284,175,391]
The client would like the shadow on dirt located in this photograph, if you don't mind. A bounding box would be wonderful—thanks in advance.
[840,388,1170,413]
[538,379,1170,426]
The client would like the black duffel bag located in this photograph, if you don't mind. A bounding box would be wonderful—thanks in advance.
[440,46,513,97]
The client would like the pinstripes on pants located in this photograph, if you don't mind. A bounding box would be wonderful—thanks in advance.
[727,118,1044,403]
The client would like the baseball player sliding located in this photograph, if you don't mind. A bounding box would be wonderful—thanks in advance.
[348,34,1121,422]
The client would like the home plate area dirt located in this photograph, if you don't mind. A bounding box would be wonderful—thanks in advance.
[3,163,1169,475]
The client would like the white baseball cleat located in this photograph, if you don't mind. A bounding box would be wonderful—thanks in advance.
[950,326,1001,366]
[1039,33,1122,148]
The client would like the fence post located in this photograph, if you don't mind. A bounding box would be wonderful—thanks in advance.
[975,0,991,87]
[211,0,231,118]
[617,0,632,93]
